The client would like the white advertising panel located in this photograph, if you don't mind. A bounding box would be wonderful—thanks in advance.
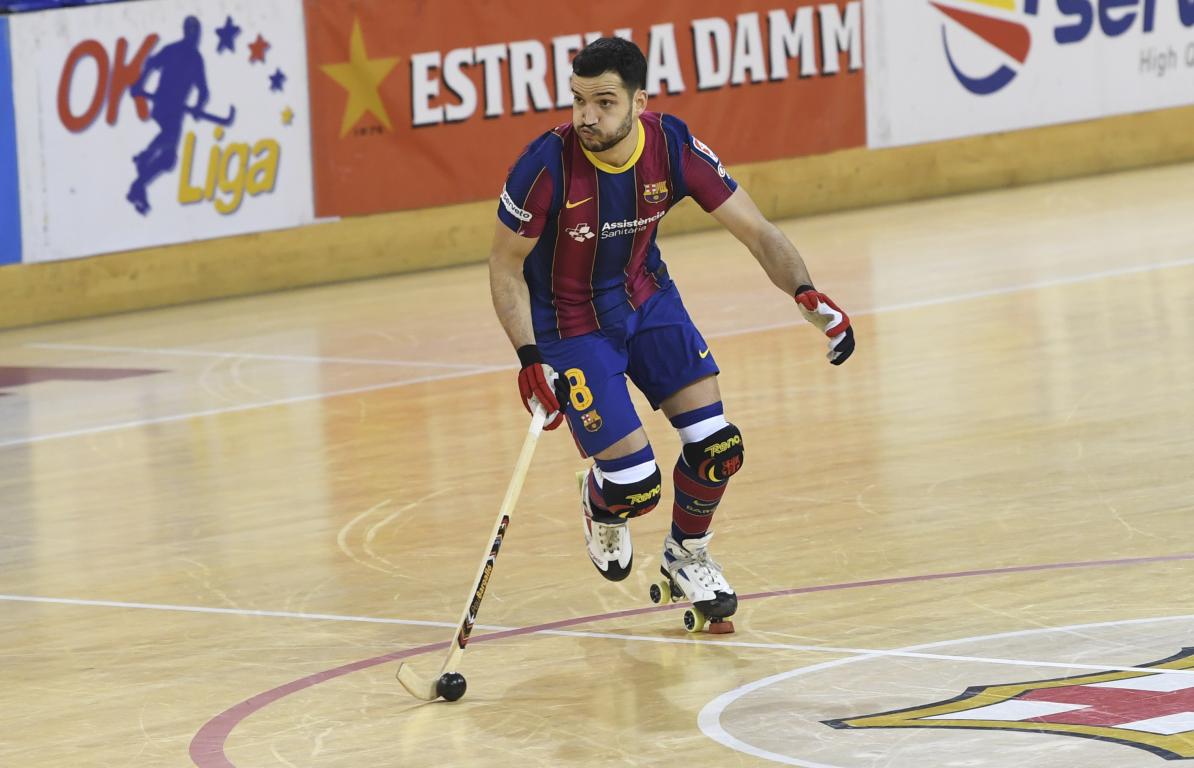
[11,0,313,262]
[865,0,1194,147]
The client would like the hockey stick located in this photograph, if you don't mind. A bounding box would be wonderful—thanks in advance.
[131,86,237,128]
[396,405,547,701]
[188,105,236,127]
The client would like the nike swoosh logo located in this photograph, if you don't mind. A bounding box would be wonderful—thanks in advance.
[699,348,711,359]
[565,197,593,209]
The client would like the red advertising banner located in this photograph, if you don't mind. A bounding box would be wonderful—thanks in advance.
[304,0,865,217]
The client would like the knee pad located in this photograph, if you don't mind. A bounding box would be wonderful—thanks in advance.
[600,464,663,519]
[682,424,744,484]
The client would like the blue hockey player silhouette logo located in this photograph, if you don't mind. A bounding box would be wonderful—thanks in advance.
[127,16,235,215]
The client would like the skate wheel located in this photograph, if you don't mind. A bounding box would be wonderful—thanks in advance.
[683,607,706,634]
[708,619,735,635]
[649,582,664,605]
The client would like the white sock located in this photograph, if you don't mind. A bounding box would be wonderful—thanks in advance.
[599,460,658,486]
[678,414,728,446]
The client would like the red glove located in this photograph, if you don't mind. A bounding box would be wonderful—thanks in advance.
[516,345,566,429]
[795,285,855,365]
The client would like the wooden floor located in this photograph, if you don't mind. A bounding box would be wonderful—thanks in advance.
[2,162,1194,768]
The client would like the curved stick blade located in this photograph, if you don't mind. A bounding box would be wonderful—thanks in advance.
[396,662,438,701]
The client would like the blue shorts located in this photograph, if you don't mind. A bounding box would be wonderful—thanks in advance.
[539,285,719,457]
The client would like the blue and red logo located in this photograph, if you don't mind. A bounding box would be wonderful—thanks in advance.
[933,0,1039,95]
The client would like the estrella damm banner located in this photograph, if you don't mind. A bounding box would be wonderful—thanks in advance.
[303,0,865,217]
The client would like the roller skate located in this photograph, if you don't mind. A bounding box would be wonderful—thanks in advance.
[578,468,633,581]
[649,532,737,634]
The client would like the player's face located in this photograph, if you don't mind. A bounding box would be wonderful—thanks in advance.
[571,72,644,153]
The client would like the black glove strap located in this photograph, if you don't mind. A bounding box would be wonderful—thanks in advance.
[516,344,542,368]
[794,284,815,298]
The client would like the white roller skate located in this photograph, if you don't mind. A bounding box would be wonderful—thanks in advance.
[578,468,633,581]
[650,532,737,634]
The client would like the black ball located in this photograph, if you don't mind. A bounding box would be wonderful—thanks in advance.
[436,672,467,702]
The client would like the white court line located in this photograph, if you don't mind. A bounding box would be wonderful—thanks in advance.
[697,613,1194,768]
[5,255,1193,451]
[0,368,500,449]
[535,627,1194,677]
[710,254,1194,341]
[2,592,1191,680]
[25,342,492,370]
[0,594,508,631]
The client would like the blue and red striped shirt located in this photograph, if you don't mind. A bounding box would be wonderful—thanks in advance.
[497,111,738,340]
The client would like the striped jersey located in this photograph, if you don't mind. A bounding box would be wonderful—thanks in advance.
[497,111,738,340]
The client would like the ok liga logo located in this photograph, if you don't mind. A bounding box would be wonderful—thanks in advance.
[931,0,1038,95]
[55,13,292,217]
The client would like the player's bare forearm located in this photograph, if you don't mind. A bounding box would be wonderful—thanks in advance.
[488,223,537,349]
[490,266,534,349]
[753,223,813,296]
[711,187,814,295]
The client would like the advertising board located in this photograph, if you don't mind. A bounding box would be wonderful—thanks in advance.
[305,0,866,216]
[866,0,1194,147]
[10,0,314,262]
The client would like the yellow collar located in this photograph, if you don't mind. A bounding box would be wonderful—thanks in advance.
[581,119,644,174]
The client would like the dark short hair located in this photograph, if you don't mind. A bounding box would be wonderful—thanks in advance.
[572,37,647,94]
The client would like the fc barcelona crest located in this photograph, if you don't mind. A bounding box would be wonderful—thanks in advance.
[642,180,669,205]
[581,410,603,433]
[824,648,1194,760]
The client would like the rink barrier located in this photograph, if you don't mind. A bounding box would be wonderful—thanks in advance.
[3,102,1194,329]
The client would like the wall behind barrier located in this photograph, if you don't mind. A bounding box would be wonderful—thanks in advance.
[10,0,314,263]
[0,16,20,265]
[303,0,865,217]
[6,1,1194,329]
[0,0,124,10]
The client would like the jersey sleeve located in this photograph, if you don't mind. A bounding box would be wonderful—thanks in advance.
[671,117,738,213]
[497,135,556,238]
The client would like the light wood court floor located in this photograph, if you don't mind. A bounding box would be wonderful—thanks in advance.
[2,162,1193,768]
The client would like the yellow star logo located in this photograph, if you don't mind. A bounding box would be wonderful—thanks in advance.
[320,18,399,138]
[282,107,294,125]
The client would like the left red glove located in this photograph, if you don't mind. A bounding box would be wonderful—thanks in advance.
[516,344,566,429]
[795,285,855,365]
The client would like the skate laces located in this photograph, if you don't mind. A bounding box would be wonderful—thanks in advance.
[593,519,626,555]
[688,549,723,589]
[671,535,724,589]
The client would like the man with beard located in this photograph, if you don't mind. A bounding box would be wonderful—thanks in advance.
[489,37,854,631]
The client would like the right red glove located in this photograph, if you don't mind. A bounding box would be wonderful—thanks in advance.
[795,285,855,365]
[516,345,566,429]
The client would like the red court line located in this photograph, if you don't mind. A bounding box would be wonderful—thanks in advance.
[189,551,1194,767]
